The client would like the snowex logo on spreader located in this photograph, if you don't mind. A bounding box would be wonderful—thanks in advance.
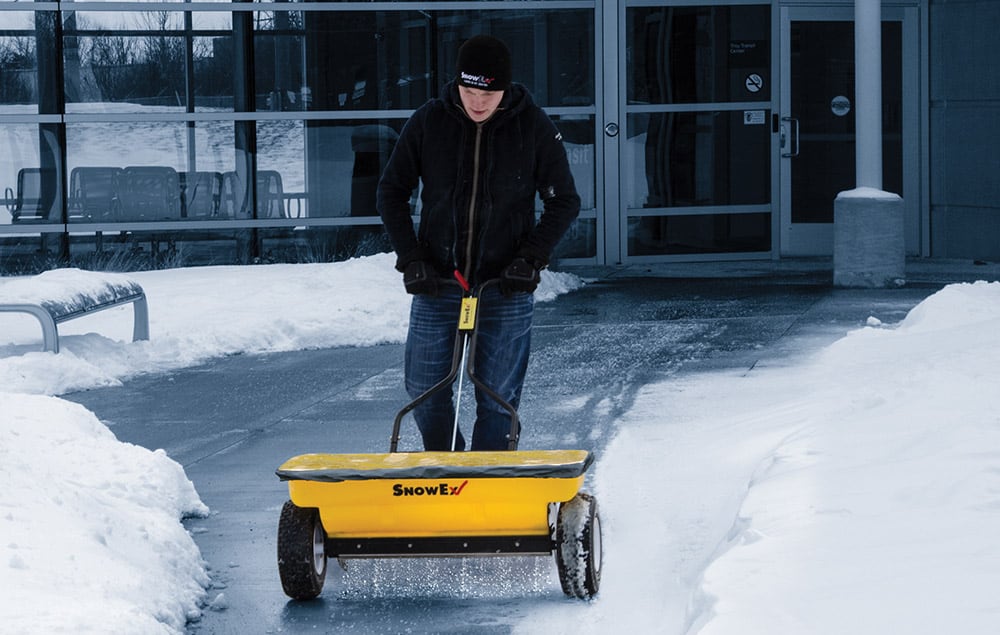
[392,480,469,497]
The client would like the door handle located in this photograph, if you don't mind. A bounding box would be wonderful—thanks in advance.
[781,116,800,158]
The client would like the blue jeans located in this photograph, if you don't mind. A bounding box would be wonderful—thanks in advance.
[404,286,533,451]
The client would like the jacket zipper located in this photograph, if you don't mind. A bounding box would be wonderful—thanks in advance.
[463,123,483,283]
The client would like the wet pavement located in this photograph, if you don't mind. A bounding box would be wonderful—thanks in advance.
[61,258,1000,634]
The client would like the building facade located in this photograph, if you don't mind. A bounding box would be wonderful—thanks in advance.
[1,0,998,272]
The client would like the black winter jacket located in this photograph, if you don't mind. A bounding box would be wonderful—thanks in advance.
[376,81,581,284]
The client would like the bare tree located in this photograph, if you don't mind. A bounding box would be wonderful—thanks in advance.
[138,11,185,104]
[0,35,37,103]
[88,29,137,101]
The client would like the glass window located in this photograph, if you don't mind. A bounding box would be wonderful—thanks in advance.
[68,230,245,271]
[254,9,594,112]
[62,11,234,113]
[628,212,770,256]
[257,118,403,219]
[3,124,43,225]
[627,5,770,105]
[624,110,770,209]
[259,225,392,265]
[0,234,65,273]
[1,123,63,226]
[0,11,50,111]
[254,11,307,112]
[66,120,237,223]
[3,4,598,267]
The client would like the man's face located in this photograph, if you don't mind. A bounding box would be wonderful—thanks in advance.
[458,85,504,123]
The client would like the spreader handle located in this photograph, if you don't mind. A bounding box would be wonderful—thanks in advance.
[389,279,520,452]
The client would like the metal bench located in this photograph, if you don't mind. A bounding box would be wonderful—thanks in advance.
[5,167,57,223]
[0,270,149,353]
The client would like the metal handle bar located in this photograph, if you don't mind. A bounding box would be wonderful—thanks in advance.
[389,278,520,452]
[781,116,800,158]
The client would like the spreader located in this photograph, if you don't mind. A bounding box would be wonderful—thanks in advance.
[276,276,601,600]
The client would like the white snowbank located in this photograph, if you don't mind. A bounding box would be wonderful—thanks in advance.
[0,253,581,396]
[1,393,208,634]
[693,281,1000,633]
[519,280,1000,634]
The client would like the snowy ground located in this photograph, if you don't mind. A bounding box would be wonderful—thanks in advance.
[2,255,1000,633]
[530,280,1000,634]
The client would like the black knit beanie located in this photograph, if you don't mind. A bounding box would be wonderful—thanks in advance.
[456,35,512,92]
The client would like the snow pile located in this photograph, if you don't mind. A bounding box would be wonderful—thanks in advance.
[0,267,143,308]
[0,253,582,396]
[552,280,1000,634]
[692,281,1000,633]
[534,268,586,302]
[517,281,1000,634]
[0,393,209,634]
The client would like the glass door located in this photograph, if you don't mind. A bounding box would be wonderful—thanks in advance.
[614,3,775,263]
[779,6,918,256]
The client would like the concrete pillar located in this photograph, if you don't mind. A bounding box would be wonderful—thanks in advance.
[833,0,905,288]
[855,0,883,188]
[834,189,905,287]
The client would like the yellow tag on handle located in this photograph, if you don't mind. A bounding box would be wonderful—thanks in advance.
[459,297,478,330]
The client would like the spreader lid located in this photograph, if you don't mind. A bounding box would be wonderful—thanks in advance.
[276,449,593,482]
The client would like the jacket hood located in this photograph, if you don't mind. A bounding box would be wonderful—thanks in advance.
[442,80,533,122]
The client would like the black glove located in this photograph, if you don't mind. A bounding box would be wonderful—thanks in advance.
[499,257,541,296]
[403,260,440,296]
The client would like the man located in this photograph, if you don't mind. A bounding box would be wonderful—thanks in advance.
[376,35,580,451]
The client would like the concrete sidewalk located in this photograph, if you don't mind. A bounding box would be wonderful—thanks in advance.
[564,256,1000,285]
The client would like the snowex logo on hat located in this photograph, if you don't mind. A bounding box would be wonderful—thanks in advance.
[456,35,512,92]
[459,71,497,90]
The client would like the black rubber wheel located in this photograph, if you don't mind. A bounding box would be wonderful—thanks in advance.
[555,492,602,599]
[277,500,328,600]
